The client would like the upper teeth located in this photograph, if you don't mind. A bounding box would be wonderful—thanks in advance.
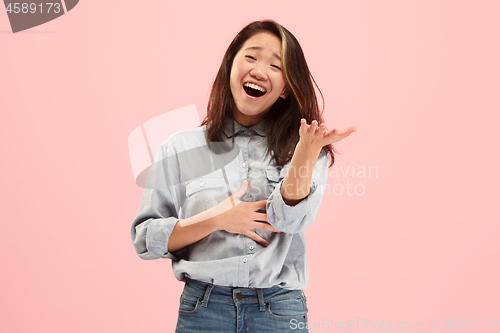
[244,82,266,93]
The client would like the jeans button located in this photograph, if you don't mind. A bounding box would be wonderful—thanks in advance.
[235,293,243,300]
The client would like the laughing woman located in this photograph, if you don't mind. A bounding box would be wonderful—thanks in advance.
[131,20,357,332]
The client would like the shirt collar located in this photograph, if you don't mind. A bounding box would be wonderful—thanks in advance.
[222,118,268,138]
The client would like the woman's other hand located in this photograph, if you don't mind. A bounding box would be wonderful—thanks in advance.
[299,118,357,149]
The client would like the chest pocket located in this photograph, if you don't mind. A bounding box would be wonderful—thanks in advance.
[265,167,280,182]
[184,177,227,214]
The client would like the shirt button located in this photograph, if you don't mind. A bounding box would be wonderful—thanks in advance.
[242,284,247,287]
[199,181,204,187]
[242,162,246,168]
[249,246,254,251]
[243,257,248,263]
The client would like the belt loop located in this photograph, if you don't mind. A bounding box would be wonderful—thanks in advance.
[201,284,214,308]
[256,288,265,311]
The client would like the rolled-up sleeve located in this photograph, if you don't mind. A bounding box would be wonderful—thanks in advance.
[131,138,184,260]
[266,150,329,234]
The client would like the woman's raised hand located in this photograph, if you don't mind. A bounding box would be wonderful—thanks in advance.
[299,118,357,149]
[214,180,281,247]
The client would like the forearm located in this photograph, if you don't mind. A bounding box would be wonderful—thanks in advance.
[281,140,322,206]
[167,216,218,252]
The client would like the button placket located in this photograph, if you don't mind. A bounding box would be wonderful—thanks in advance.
[238,137,249,187]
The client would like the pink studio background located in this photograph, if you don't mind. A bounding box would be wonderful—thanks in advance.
[1,1,499,332]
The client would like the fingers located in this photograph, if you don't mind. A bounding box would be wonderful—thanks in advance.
[310,120,319,133]
[243,224,282,247]
[300,118,308,134]
[253,221,281,233]
[324,126,357,137]
[232,180,249,201]
[245,231,269,247]
[300,119,329,135]
[301,119,319,132]
[335,126,358,139]
[253,212,268,223]
[253,199,267,210]
[317,122,327,137]
[324,128,339,137]
[301,119,357,136]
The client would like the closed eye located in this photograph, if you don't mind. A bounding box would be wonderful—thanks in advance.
[246,55,281,70]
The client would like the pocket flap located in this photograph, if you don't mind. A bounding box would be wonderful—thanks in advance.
[186,177,226,196]
[265,168,280,182]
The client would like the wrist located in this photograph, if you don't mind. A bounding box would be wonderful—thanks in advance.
[205,206,221,232]
[207,205,230,232]
[295,139,323,159]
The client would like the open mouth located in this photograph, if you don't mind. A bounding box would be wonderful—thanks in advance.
[243,82,267,98]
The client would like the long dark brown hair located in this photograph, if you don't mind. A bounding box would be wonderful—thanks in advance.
[201,20,337,167]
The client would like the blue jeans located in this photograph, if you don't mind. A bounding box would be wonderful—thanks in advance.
[175,279,309,332]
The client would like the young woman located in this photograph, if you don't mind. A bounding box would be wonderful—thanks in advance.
[131,20,357,332]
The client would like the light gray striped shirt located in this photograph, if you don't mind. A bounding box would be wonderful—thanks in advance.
[131,119,329,290]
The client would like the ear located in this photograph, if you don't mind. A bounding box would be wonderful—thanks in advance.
[280,87,288,99]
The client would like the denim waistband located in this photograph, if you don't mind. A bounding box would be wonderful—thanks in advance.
[183,278,304,312]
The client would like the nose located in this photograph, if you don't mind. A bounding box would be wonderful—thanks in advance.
[249,64,268,81]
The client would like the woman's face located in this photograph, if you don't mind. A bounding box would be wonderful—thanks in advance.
[230,31,287,127]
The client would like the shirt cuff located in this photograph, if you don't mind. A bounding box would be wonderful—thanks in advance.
[274,181,312,218]
[140,217,180,260]
[266,181,318,234]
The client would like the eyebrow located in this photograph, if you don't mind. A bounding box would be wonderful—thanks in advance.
[244,46,281,61]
